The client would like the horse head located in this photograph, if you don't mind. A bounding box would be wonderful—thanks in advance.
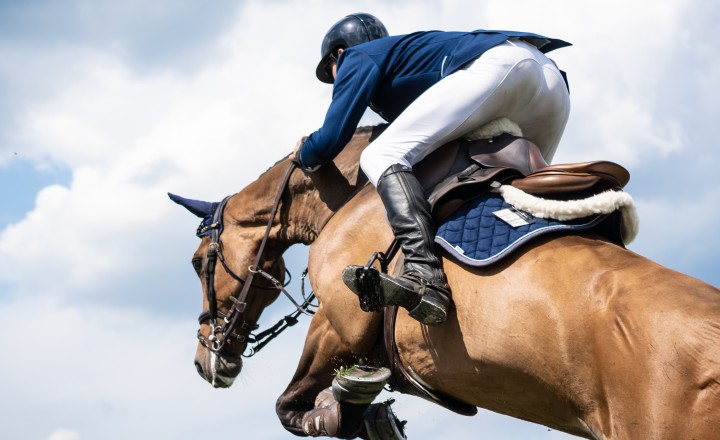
[166,129,379,393]
[169,192,286,388]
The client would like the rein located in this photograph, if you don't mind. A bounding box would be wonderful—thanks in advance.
[244,269,316,357]
[198,162,316,355]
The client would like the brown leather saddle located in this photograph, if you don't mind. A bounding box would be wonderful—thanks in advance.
[382,134,630,416]
[415,133,629,222]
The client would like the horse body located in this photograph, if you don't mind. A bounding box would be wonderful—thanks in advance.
[314,183,720,439]
[184,126,720,439]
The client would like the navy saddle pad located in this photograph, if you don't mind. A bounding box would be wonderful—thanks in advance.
[435,193,606,267]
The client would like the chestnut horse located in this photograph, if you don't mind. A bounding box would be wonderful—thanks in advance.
[175,126,720,439]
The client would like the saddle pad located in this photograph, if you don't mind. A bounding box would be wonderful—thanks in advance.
[435,193,606,267]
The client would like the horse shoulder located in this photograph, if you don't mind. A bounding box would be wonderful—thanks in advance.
[308,187,389,354]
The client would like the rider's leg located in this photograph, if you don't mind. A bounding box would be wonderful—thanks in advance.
[374,163,451,324]
[360,39,570,186]
[342,161,450,325]
[348,40,570,325]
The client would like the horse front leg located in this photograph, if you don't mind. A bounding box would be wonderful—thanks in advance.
[275,305,382,438]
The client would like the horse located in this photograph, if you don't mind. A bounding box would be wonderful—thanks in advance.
[172,125,720,439]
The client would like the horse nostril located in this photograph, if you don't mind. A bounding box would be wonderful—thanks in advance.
[194,361,204,376]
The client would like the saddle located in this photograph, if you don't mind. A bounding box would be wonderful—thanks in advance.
[414,133,630,222]
[382,133,631,416]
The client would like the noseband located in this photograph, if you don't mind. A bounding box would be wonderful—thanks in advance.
[198,162,314,355]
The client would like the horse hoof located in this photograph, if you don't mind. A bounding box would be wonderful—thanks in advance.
[332,365,391,404]
[301,403,341,437]
[314,387,337,409]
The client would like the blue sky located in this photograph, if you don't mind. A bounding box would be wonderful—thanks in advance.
[1,1,718,439]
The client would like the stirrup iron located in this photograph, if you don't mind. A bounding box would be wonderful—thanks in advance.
[332,365,391,404]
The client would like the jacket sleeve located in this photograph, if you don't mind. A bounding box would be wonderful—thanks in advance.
[298,50,381,171]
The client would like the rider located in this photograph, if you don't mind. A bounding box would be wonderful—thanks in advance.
[293,13,571,325]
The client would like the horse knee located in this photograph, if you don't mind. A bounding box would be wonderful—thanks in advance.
[275,393,313,436]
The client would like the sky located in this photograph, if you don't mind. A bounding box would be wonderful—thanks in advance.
[0,0,718,439]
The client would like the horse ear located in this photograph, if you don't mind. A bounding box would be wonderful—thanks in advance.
[168,193,216,218]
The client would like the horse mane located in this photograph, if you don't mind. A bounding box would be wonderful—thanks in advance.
[256,125,381,180]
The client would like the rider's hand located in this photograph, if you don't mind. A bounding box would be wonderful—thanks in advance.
[289,136,306,164]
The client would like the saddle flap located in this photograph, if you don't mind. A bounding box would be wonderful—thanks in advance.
[468,135,549,175]
[414,140,463,190]
[425,136,549,222]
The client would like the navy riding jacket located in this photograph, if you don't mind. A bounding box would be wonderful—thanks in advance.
[297,29,570,171]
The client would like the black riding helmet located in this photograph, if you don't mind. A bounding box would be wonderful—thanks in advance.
[315,13,389,84]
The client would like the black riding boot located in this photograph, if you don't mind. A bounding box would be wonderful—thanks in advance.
[342,164,451,325]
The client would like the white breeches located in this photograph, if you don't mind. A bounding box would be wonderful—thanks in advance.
[360,39,571,186]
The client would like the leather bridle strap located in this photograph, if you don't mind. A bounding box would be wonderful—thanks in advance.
[205,194,232,324]
[208,161,297,351]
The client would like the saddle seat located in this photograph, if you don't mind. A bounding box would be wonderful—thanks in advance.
[512,160,630,197]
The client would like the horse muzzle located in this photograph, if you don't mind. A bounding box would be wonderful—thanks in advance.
[194,346,243,388]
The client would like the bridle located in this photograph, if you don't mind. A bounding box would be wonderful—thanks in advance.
[197,162,316,356]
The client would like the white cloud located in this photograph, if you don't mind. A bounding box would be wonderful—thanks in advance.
[48,429,80,440]
[0,295,316,439]
[630,189,720,273]
[557,91,685,165]
[0,3,328,301]
[541,0,689,166]
[0,0,717,439]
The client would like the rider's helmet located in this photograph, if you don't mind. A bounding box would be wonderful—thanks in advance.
[315,13,389,84]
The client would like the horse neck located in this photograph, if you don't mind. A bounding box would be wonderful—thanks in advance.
[227,127,374,249]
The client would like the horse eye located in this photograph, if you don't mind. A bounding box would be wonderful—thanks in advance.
[191,258,203,273]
